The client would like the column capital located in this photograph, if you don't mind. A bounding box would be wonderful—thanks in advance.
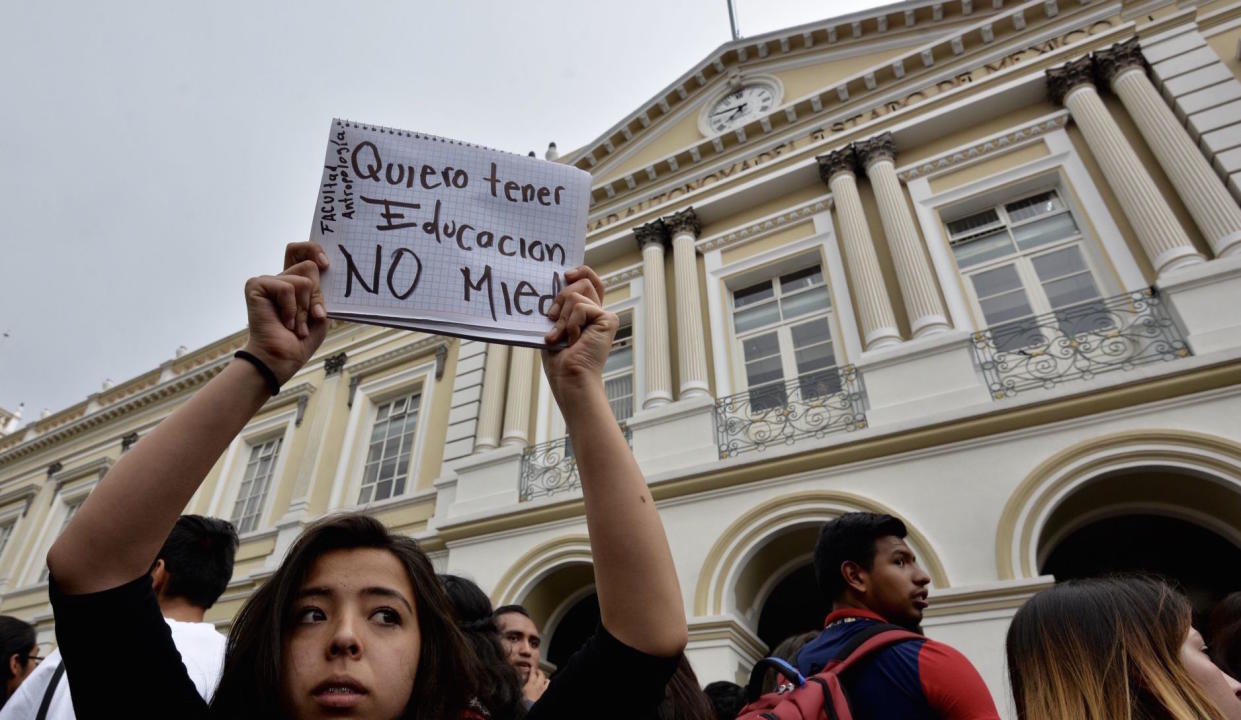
[816,147,858,186]
[1094,38,1147,86]
[634,219,669,251]
[663,207,702,239]
[855,132,897,170]
[323,352,348,376]
[1046,56,1095,105]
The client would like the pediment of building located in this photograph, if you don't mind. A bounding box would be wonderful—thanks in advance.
[574,0,1128,227]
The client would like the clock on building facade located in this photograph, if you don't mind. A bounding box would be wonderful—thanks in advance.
[698,76,783,136]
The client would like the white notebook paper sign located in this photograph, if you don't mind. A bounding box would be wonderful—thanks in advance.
[311,119,591,346]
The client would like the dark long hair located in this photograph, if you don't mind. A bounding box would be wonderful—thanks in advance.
[0,615,36,706]
[1006,576,1225,720]
[656,655,716,720]
[210,514,476,719]
[440,574,528,720]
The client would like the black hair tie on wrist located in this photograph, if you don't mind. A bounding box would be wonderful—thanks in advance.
[234,350,281,396]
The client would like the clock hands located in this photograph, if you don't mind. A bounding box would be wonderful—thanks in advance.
[710,102,748,119]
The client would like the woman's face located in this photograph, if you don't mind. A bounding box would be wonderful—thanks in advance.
[1182,626,1241,720]
[281,548,422,719]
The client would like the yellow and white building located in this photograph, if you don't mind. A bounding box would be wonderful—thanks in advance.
[4,0,1241,712]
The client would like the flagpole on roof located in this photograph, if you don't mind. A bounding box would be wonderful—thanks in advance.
[727,0,742,41]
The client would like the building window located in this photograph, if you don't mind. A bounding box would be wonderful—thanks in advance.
[948,189,1108,351]
[358,392,420,505]
[0,520,13,559]
[230,437,282,534]
[730,264,839,411]
[38,500,82,582]
[603,315,634,422]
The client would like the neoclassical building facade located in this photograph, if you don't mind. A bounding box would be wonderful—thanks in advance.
[4,0,1241,714]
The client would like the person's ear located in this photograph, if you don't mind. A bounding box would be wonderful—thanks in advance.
[150,558,168,596]
[841,560,868,595]
[8,652,20,679]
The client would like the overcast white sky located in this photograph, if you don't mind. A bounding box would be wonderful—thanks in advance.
[0,0,888,425]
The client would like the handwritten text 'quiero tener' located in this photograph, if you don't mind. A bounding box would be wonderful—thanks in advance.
[334,139,572,322]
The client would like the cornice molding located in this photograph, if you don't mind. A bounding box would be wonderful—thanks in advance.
[344,336,453,407]
[0,358,230,467]
[584,0,1096,209]
[51,457,113,490]
[260,382,317,427]
[602,264,644,290]
[0,479,41,515]
[697,198,831,253]
[567,0,1022,174]
[897,112,1070,181]
[346,336,452,379]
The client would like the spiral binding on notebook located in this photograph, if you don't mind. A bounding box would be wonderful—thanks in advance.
[333,118,521,158]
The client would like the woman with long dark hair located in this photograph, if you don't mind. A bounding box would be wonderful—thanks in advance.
[46,242,688,719]
[1007,576,1241,720]
[440,575,528,720]
[0,616,37,709]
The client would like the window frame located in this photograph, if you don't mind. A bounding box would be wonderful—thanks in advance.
[19,462,107,587]
[0,505,24,590]
[536,278,644,444]
[724,255,844,401]
[946,188,1114,334]
[206,408,297,538]
[229,435,285,535]
[902,123,1146,335]
[328,358,438,511]
[601,311,636,424]
[356,390,423,506]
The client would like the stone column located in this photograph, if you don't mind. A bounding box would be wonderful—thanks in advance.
[1047,57,1204,274]
[636,220,673,409]
[818,149,902,350]
[857,134,951,337]
[474,343,509,451]
[500,347,535,447]
[1097,39,1241,259]
[665,208,711,398]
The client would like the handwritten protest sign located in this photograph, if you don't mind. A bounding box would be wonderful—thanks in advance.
[310,119,591,346]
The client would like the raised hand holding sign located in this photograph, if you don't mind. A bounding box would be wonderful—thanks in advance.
[312,120,591,346]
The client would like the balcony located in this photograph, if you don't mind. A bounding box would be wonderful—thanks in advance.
[970,288,1191,400]
[715,366,868,458]
[519,426,634,501]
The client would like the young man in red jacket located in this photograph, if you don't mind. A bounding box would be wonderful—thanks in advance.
[795,512,1000,719]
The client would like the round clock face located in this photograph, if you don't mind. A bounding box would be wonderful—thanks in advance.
[706,84,777,134]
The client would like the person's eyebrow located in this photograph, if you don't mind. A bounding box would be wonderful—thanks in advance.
[296,586,333,601]
[361,586,414,614]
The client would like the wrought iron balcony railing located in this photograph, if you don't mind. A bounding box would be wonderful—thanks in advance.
[970,288,1190,400]
[716,366,867,458]
[519,425,633,502]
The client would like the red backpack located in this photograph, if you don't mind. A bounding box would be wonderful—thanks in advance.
[736,622,920,720]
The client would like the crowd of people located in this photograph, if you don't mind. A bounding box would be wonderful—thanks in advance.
[0,242,1238,719]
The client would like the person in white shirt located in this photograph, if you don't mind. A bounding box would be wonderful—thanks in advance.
[1,515,237,720]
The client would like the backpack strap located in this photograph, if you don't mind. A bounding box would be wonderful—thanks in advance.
[807,624,923,720]
[743,656,806,702]
[36,662,67,720]
[827,622,913,665]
